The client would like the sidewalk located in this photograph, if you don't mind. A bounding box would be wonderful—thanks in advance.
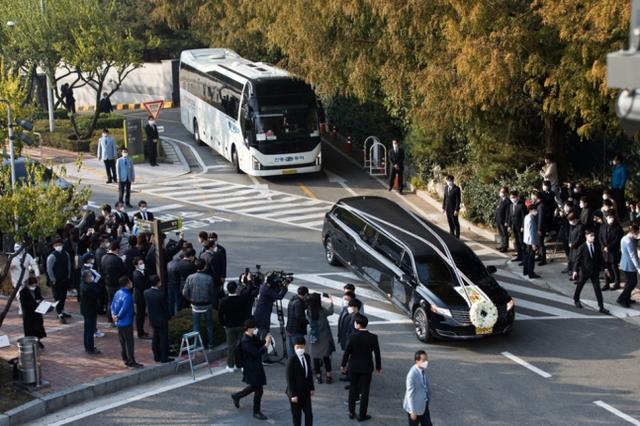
[324,133,640,324]
[22,139,190,185]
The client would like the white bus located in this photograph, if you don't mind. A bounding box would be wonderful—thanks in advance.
[179,48,322,176]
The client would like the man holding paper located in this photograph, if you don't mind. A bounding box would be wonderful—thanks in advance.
[19,277,46,349]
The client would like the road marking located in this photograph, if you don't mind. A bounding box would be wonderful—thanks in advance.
[295,274,392,304]
[512,299,589,318]
[162,136,208,172]
[261,205,329,218]
[501,351,552,378]
[594,401,640,425]
[298,181,317,199]
[40,368,230,426]
[325,169,358,196]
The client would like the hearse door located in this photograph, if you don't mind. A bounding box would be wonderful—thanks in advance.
[392,251,415,311]
[364,233,401,301]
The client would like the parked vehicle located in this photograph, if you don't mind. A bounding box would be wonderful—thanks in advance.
[322,196,515,342]
[1,157,72,191]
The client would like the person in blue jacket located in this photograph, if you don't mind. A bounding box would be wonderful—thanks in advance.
[111,276,143,368]
[611,154,629,217]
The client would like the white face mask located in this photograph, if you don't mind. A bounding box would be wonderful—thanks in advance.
[252,328,259,336]
[54,245,63,252]
[347,307,355,314]
[138,264,145,270]
[295,348,305,357]
[342,298,349,307]
[122,152,128,157]
[140,207,147,212]
[149,121,156,126]
[102,133,107,138]
[510,198,517,204]
[419,361,429,370]
[446,181,453,187]
[607,218,615,224]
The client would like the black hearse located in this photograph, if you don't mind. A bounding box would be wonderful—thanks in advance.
[322,196,515,342]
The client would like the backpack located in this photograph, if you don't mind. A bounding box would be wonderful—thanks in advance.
[233,339,244,368]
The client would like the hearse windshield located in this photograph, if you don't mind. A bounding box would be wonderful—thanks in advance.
[416,251,490,286]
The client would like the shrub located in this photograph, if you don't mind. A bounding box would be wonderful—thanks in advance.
[30,110,70,120]
[77,114,126,130]
[168,308,226,355]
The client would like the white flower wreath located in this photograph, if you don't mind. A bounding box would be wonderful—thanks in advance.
[469,299,498,329]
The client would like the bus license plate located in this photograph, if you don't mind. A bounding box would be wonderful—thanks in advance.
[283,169,298,175]
[476,327,492,335]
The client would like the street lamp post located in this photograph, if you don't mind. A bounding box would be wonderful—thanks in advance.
[0,99,17,188]
[39,0,55,133]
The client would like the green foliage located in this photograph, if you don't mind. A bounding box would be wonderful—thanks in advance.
[30,110,70,121]
[168,308,225,353]
[31,118,125,153]
[0,62,36,145]
[0,160,91,243]
[78,114,125,130]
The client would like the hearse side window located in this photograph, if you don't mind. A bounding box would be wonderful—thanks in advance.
[335,208,366,234]
[415,256,452,285]
[399,252,413,276]
[373,234,403,263]
[361,225,377,246]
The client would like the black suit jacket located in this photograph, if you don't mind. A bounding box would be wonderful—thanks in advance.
[144,287,169,328]
[286,353,315,399]
[508,201,526,230]
[442,185,461,212]
[599,221,623,262]
[101,252,126,288]
[133,211,155,221]
[145,123,159,143]
[114,211,132,229]
[389,148,405,168]
[495,197,510,227]
[573,242,603,276]
[568,223,585,249]
[341,330,381,374]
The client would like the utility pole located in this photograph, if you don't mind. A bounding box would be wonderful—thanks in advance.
[40,0,55,133]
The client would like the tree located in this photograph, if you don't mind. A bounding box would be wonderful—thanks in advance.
[0,61,36,156]
[0,159,91,327]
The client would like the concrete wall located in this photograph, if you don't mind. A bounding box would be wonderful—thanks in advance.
[54,60,176,108]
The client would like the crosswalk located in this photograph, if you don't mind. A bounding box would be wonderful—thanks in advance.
[134,177,333,231]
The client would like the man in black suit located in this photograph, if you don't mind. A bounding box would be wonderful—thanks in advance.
[113,201,132,231]
[144,275,174,362]
[572,228,610,314]
[566,213,585,279]
[531,190,549,265]
[507,191,526,262]
[286,336,315,426]
[341,314,381,422]
[133,200,154,222]
[144,116,160,167]
[495,186,511,252]
[442,175,461,238]
[388,139,405,194]
[599,211,623,291]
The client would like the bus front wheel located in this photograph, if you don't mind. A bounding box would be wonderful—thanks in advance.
[193,119,205,146]
[231,146,242,174]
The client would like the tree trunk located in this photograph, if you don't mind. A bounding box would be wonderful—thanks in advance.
[543,113,568,183]
[82,79,105,140]
[0,246,28,329]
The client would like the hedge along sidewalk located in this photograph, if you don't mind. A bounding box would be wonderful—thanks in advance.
[22,139,191,185]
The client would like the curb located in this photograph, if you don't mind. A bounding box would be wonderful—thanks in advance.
[76,101,174,113]
[161,138,191,175]
[1,346,226,425]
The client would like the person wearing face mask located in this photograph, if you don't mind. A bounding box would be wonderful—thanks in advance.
[341,314,381,422]
[403,350,432,426]
[46,238,72,323]
[231,319,272,421]
[338,298,360,352]
[144,116,160,167]
[531,190,549,266]
[19,276,46,349]
[342,283,364,314]
[495,186,511,252]
[132,257,151,339]
[286,336,315,426]
[442,174,461,238]
[599,211,623,291]
[578,196,593,228]
[507,191,526,262]
[97,128,117,184]
[617,224,640,308]
[610,154,628,218]
[10,242,40,316]
[80,270,102,354]
[80,252,106,338]
[523,204,540,279]
[133,200,154,222]
[388,139,405,194]
[101,240,127,326]
[111,276,143,368]
[566,213,585,280]
[571,228,610,314]
[116,148,135,208]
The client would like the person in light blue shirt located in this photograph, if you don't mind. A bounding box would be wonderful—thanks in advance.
[116,148,135,208]
[403,350,432,426]
[618,224,640,308]
[111,276,143,368]
[523,204,540,279]
[97,128,117,184]
[611,154,629,217]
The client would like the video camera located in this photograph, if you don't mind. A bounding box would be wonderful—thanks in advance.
[240,264,265,288]
[265,270,294,291]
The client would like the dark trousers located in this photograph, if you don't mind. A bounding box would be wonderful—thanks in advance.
[134,288,147,336]
[568,247,578,273]
[408,402,433,426]
[523,245,535,276]
[51,280,68,315]
[612,188,625,217]
[118,180,132,205]
[107,287,118,323]
[604,259,621,287]
[117,325,136,365]
[349,372,372,418]
[389,166,404,191]
[445,210,460,238]
[225,326,244,367]
[104,159,117,182]
[167,286,182,317]
[233,385,263,413]
[83,313,97,352]
[619,271,638,305]
[147,141,157,165]
[290,394,313,426]
[152,325,169,362]
[538,232,547,262]
[313,356,332,374]
[497,224,509,250]
[513,228,524,260]
[574,273,604,308]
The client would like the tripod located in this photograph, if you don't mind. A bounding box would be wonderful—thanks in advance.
[272,298,288,363]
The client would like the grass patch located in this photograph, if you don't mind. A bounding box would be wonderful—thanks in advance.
[0,359,34,412]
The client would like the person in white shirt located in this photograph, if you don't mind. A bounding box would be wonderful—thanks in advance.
[10,243,40,315]
[523,204,540,279]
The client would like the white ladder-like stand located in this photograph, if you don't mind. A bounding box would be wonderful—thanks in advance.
[177,331,212,379]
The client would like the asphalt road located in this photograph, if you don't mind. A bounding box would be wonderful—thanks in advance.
[30,109,640,426]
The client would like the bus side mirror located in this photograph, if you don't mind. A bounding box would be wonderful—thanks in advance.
[486,265,497,274]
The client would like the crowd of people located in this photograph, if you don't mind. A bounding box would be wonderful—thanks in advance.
[493,152,638,311]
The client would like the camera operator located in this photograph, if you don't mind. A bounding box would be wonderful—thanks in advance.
[286,286,309,357]
[239,267,262,319]
[219,281,256,372]
[253,274,289,345]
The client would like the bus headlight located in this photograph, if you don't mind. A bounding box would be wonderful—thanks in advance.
[315,152,322,166]
[430,305,452,318]
[252,156,261,170]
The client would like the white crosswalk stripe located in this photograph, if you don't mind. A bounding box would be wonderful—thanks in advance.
[135,176,333,231]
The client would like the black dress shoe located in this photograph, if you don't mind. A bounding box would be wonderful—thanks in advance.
[538,261,547,266]
[349,413,356,419]
[574,301,583,309]
[599,308,610,315]
[316,375,323,384]
[561,268,570,273]
[611,284,621,290]
[617,300,630,308]
[232,395,239,409]
[357,415,372,422]
[518,262,524,266]
[126,204,133,208]
[161,357,175,363]
[253,412,268,420]
[630,300,637,304]
[601,285,610,291]
[529,273,542,279]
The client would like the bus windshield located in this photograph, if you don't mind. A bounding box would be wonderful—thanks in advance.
[254,98,319,142]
